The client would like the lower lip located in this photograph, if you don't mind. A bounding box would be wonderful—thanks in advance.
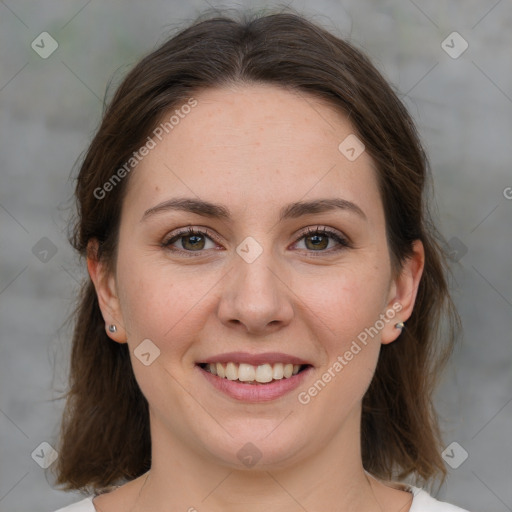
[196,364,313,402]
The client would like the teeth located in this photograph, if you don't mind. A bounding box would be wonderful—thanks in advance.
[225,362,237,381]
[256,364,273,383]
[216,362,225,378]
[204,362,304,383]
[238,363,256,382]
[273,363,284,379]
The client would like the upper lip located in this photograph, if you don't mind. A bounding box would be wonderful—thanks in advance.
[198,352,312,366]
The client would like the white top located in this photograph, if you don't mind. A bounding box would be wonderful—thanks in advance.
[52,486,471,511]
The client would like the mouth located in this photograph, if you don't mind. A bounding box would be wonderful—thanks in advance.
[197,362,312,385]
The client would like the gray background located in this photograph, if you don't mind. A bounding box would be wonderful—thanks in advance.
[1,1,511,511]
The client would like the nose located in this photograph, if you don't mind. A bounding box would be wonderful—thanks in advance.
[216,247,294,335]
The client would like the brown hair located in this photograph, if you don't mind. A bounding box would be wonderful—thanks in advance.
[52,7,459,495]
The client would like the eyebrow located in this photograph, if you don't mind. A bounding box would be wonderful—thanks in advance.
[141,197,367,223]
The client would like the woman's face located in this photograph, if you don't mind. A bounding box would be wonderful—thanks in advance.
[91,84,423,470]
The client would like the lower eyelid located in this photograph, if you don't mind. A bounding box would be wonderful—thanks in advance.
[162,228,350,254]
[163,231,218,250]
[293,233,349,252]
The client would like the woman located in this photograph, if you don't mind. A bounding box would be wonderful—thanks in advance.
[51,9,469,512]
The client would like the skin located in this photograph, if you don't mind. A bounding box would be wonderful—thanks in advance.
[88,83,424,512]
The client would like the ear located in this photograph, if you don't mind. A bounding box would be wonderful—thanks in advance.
[86,239,127,344]
[381,239,425,345]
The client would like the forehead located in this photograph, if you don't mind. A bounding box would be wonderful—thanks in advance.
[122,84,382,225]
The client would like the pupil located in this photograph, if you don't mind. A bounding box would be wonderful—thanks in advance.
[307,234,328,250]
[184,234,204,250]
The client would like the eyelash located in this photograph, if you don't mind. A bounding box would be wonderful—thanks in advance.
[161,226,351,258]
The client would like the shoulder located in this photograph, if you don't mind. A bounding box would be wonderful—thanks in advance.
[51,496,95,512]
[50,487,473,512]
[409,486,471,512]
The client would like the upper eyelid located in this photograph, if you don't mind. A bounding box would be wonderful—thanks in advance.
[163,225,349,248]
[163,226,221,245]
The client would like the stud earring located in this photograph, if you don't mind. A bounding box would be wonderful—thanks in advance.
[395,321,405,330]
[108,324,117,333]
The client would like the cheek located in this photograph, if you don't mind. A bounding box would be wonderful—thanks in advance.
[116,250,179,343]
[116,250,219,355]
[296,272,385,417]
[296,264,390,344]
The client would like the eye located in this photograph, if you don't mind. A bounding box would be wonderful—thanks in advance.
[161,227,220,256]
[161,225,351,257]
[292,226,351,254]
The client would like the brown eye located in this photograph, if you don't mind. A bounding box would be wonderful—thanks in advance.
[161,226,350,258]
[304,233,330,250]
[294,227,350,254]
[162,227,218,255]
[179,233,206,251]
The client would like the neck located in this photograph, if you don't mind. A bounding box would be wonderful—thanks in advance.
[130,406,394,512]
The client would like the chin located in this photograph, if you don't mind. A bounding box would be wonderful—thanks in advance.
[195,423,310,471]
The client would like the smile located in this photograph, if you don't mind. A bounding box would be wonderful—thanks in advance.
[199,362,307,384]
[196,361,313,402]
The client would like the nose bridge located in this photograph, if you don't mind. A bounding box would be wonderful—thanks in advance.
[232,234,282,306]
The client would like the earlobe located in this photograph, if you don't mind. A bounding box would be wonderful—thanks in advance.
[86,239,127,344]
[381,240,425,345]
